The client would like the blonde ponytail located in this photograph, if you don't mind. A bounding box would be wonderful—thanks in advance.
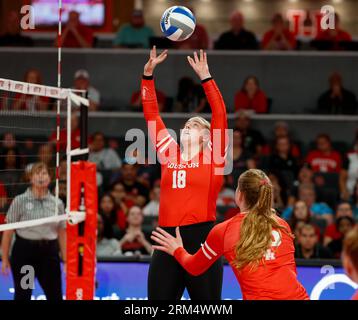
[233,169,292,270]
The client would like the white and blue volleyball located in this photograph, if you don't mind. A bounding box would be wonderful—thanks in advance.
[160,6,196,41]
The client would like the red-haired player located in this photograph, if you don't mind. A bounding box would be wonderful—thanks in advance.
[152,169,309,300]
[142,47,228,300]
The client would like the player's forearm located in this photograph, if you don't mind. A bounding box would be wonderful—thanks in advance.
[174,247,211,276]
[141,77,161,118]
[202,79,227,116]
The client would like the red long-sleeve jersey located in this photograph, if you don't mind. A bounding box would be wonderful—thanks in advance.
[174,213,309,300]
[141,77,228,227]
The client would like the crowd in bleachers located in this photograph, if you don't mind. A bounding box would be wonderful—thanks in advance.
[0,109,357,259]
[0,9,356,52]
[1,66,358,115]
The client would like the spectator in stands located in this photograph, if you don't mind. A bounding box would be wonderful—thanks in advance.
[317,72,357,115]
[111,163,149,207]
[231,129,256,188]
[342,225,358,300]
[99,194,121,239]
[327,216,356,259]
[282,183,333,223]
[289,200,320,242]
[130,88,166,112]
[173,77,209,113]
[110,182,130,231]
[261,13,296,51]
[262,121,301,158]
[315,13,352,51]
[89,132,122,170]
[234,76,268,113]
[97,215,122,258]
[0,149,23,200]
[294,223,332,259]
[49,113,81,151]
[267,136,299,180]
[234,111,265,157]
[340,134,358,199]
[12,69,49,111]
[59,11,94,48]
[143,186,160,217]
[215,11,258,50]
[217,176,236,207]
[0,11,33,47]
[306,134,342,173]
[118,206,152,256]
[113,10,154,49]
[37,144,54,169]
[324,201,354,246]
[175,8,209,50]
[268,172,288,213]
[73,70,101,112]
[0,132,16,151]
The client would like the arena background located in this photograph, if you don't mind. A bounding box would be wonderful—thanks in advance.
[0,0,357,300]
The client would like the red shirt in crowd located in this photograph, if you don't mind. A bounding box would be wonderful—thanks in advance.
[234,90,268,113]
[62,24,94,48]
[324,223,342,241]
[316,29,352,42]
[142,77,228,227]
[175,24,209,49]
[49,128,81,151]
[305,150,342,173]
[261,29,297,50]
[174,213,309,300]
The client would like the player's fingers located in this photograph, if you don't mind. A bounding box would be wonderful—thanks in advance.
[156,227,173,238]
[152,45,157,58]
[175,227,181,239]
[187,56,195,68]
[152,230,171,242]
[199,49,204,62]
[204,52,208,64]
[152,245,169,253]
[193,51,199,63]
[151,235,168,247]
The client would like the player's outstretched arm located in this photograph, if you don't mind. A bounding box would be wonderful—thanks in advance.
[188,50,228,162]
[142,46,177,160]
[144,45,168,76]
[151,225,224,276]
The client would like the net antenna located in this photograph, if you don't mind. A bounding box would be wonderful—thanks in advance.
[0,78,89,232]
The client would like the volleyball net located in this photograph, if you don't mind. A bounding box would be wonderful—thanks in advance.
[0,77,89,232]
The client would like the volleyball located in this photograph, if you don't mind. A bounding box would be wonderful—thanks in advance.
[160,6,196,41]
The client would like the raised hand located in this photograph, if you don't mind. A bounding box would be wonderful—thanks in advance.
[187,49,211,81]
[151,227,183,256]
[144,46,168,77]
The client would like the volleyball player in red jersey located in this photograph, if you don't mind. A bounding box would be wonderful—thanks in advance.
[142,47,228,300]
[152,169,309,300]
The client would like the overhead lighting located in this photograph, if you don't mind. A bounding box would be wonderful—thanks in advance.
[332,0,343,3]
